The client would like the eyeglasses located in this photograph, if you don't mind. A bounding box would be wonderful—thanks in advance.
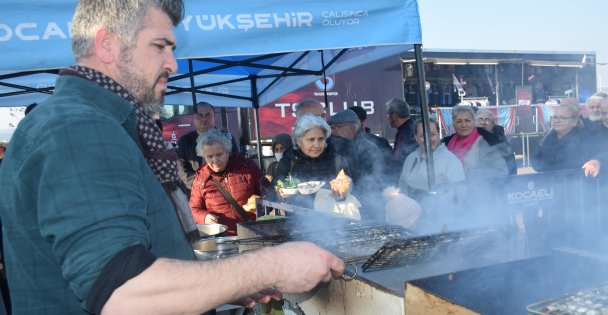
[550,116,576,121]
[476,118,493,123]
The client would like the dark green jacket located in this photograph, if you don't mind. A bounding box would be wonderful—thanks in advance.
[0,75,193,314]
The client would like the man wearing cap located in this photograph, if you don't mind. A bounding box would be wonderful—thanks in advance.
[328,109,386,221]
[349,106,393,163]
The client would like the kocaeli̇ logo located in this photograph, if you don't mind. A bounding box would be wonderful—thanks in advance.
[508,180,553,204]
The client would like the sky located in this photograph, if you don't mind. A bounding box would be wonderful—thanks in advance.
[417,0,608,90]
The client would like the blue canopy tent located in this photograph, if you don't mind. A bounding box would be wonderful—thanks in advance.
[0,0,436,186]
[1,0,424,106]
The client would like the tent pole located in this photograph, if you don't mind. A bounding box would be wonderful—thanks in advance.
[414,44,435,191]
[320,51,329,111]
[251,77,263,170]
[188,60,198,109]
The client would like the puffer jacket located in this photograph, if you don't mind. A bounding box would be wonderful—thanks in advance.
[190,154,268,235]
[270,147,350,208]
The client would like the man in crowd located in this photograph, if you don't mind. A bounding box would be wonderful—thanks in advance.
[475,109,517,175]
[601,98,608,129]
[0,1,343,314]
[327,109,387,221]
[177,101,238,194]
[294,98,327,120]
[582,95,606,138]
[348,105,392,153]
[474,109,506,142]
[386,98,418,178]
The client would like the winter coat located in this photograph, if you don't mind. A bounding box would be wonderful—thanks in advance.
[532,127,597,172]
[399,143,465,195]
[176,128,238,193]
[190,154,267,235]
[442,128,509,180]
[271,147,350,208]
[393,118,418,173]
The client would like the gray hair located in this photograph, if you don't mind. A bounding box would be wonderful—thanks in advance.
[385,98,410,118]
[292,114,331,148]
[295,98,323,118]
[451,105,475,121]
[196,128,233,157]
[71,0,184,61]
[475,108,495,120]
[558,104,583,128]
[586,95,604,107]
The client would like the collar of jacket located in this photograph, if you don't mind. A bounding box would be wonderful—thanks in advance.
[441,127,501,146]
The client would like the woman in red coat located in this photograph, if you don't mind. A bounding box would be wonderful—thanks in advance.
[190,129,268,235]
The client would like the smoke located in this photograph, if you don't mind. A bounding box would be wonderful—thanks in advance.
[271,128,608,313]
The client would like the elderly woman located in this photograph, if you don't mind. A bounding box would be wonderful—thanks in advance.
[271,114,351,207]
[441,105,509,179]
[532,104,597,172]
[190,129,268,236]
[400,118,465,199]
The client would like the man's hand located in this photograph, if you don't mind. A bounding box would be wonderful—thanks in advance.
[264,242,344,293]
[582,159,601,177]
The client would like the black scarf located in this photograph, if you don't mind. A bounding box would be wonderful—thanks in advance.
[60,66,199,241]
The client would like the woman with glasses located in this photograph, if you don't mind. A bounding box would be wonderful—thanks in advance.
[475,109,517,175]
[532,104,597,172]
[441,105,509,180]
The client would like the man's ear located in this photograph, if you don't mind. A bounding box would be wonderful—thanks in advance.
[93,28,119,64]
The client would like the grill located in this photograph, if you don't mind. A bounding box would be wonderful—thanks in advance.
[236,217,413,264]
[406,247,608,315]
[361,227,515,272]
[527,283,608,314]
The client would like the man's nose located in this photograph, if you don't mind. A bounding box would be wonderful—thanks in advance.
[164,50,178,74]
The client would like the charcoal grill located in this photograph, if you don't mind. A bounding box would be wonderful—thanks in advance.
[527,283,608,314]
[236,217,414,264]
[237,216,530,315]
[406,247,608,315]
[361,227,515,272]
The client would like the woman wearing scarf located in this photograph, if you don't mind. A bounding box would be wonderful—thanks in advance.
[441,105,509,180]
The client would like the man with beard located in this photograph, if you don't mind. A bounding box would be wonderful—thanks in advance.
[0,1,343,314]
[582,95,605,140]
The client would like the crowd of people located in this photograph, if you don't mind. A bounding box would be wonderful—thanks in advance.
[0,0,607,313]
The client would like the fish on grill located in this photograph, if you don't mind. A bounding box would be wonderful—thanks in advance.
[528,284,608,315]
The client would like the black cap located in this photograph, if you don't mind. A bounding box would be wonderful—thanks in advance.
[348,106,367,121]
